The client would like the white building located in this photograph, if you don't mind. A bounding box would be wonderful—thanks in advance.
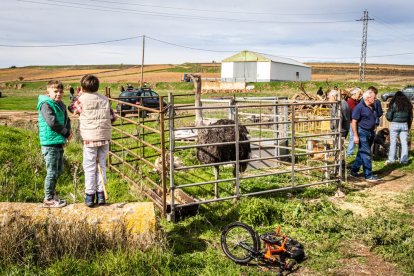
[221,51,311,82]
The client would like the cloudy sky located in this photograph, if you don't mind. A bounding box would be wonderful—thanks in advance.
[1,0,413,68]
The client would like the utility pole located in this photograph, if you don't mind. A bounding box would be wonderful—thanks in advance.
[140,35,145,87]
[357,10,374,81]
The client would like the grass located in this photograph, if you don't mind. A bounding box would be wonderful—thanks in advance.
[1,124,414,274]
[0,125,139,203]
[0,80,400,111]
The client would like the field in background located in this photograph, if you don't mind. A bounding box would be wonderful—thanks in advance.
[309,62,414,84]
[1,62,414,85]
[1,62,414,274]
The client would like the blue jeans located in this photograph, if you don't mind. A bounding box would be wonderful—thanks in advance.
[41,146,64,200]
[347,127,356,156]
[351,127,375,179]
[388,122,409,163]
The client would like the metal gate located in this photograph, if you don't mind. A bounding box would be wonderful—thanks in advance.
[108,92,343,221]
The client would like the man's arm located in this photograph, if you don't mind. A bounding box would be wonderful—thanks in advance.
[376,100,383,117]
[40,103,70,138]
[352,119,359,145]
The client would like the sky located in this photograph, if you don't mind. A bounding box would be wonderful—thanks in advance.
[1,0,414,68]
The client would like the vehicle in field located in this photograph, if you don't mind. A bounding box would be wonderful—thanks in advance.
[381,86,414,102]
[116,87,166,117]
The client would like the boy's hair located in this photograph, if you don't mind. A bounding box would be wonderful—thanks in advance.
[47,80,63,90]
[80,74,99,93]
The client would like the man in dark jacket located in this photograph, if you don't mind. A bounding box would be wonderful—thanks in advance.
[350,89,380,182]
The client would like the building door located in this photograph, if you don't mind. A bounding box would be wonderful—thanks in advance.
[233,62,257,82]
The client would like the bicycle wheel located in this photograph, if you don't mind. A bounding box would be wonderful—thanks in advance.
[221,222,260,264]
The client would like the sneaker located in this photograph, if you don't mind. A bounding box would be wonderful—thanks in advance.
[385,160,395,165]
[85,193,95,208]
[96,191,106,206]
[43,198,67,208]
[349,170,359,178]
[52,192,66,204]
[365,175,380,183]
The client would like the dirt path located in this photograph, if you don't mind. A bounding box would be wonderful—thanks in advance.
[326,171,414,276]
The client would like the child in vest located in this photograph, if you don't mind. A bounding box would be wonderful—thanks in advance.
[37,80,71,208]
[69,74,116,207]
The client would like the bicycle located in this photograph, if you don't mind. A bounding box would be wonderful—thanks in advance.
[221,222,305,272]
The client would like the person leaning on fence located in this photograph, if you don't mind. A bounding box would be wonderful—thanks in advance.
[37,80,71,208]
[69,86,75,101]
[328,89,351,138]
[349,89,381,182]
[385,91,413,165]
[346,88,362,156]
[316,87,324,97]
[369,86,383,128]
[68,74,117,207]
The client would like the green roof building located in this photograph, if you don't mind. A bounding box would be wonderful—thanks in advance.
[221,51,311,82]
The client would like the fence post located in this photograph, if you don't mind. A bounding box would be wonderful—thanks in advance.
[337,101,343,189]
[291,104,296,188]
[159,96,166,217]
[273,99,279,166]
[234,106,240,198]
[168,92,176,222]
[229,98,235,120]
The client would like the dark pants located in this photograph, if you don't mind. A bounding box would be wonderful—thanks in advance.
[41,145,64,200]
[351,127,375,179]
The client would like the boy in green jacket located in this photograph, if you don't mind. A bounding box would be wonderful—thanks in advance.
[37,80,71,207]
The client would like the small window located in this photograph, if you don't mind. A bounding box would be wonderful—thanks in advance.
[296,72,299,77]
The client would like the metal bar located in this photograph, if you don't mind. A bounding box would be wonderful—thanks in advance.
[234,107,240,198]
[109,98,161,113]
[291,105,296,188]
[112,126,162,153]
[110,139,156,169]
[174,101,338,111]
[176,177,236,189]
[159,96,167,217]
[168,92,176,221]
[173,180,339,208]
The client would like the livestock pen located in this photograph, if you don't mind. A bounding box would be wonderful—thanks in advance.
[108,92,343,221]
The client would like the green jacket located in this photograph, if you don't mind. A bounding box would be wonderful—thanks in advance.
[37,95,67,146]
[385,103,413,128]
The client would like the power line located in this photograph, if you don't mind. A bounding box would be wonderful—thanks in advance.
[84,0,359,16]
[2,33,414,61]
[17,0,357,24]
[0,35,142,47]
[146,36,235,53]
[371,16,414,42]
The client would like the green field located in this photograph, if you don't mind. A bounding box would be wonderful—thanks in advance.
[1,125,414,275]
[1,77,414,275]
[0,79,401,111]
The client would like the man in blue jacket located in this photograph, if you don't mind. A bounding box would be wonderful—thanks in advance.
[349,89,380,182]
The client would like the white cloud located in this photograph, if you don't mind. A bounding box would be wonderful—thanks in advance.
[0,0,414,67]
